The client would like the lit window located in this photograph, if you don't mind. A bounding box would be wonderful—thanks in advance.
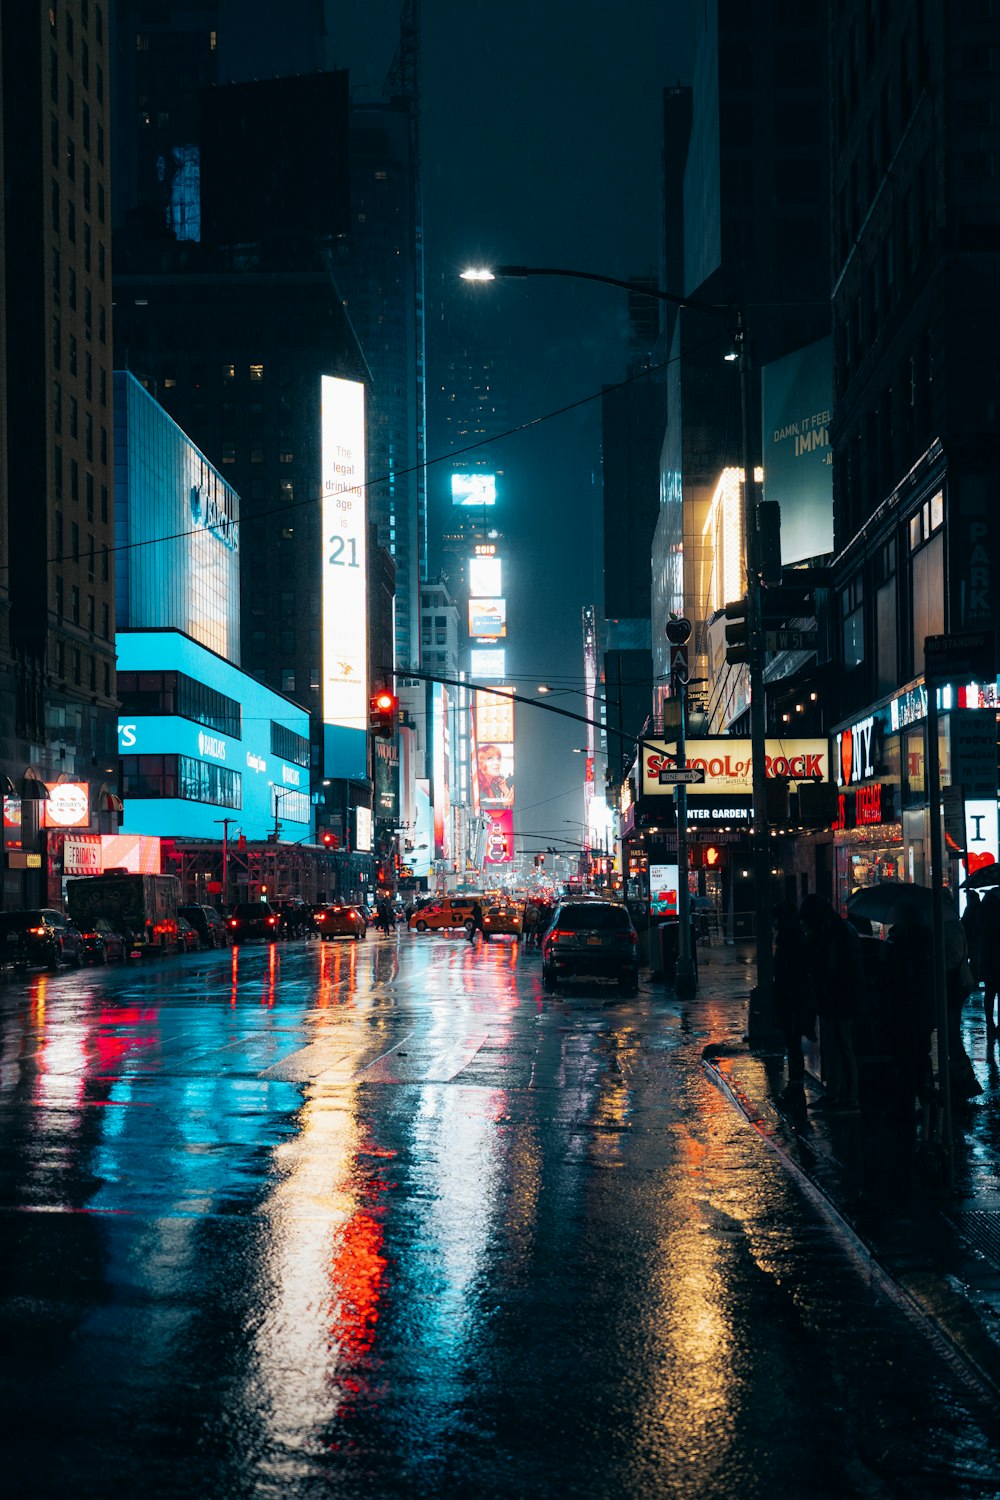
[249,362,264,382]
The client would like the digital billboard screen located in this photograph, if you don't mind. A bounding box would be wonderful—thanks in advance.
[474,687,514,811]
[321,375,368,780]
[761,336,834,566]
[469,598,507,639]
[469,556,502,596]
[470,648,506,679]
[451,472,496,508]
[483,809,514,865]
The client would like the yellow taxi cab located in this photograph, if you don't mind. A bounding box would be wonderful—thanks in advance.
[482,902,523,937]
[408,897,479,933]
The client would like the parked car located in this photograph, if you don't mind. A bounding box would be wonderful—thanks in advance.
[176,914,201,952]
[178,904,230,949]
[483,902,523,938]
[227,902,281,944]
[314,904,367,941]
[540,900,639,995]
[408,897,478,933]
[0,909,84,972]
[78,916,127,965]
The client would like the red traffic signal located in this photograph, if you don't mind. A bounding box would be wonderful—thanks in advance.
[321,830,339,849]
[369,691,398,738]
[704,845,721,868]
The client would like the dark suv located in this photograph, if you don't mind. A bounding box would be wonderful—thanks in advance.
[178,904,230,949]
[226,902,281,944]
[540,901,639,995]
[0,909,83,972]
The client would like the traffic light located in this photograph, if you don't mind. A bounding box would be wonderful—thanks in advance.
[724,598,750,666]
[321,830,339,849]
[369,691,398,738]
[705,845,721,868]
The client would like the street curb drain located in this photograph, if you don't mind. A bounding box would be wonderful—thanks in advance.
[703,1051,1000,1412]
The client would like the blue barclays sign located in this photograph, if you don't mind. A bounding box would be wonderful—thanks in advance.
[190,484,238,551]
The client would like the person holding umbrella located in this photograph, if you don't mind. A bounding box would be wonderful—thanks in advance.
[980,886,1000,1039]
[799,893,865,1114]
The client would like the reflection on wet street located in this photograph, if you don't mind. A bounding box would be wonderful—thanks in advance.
[1,934,998,1498]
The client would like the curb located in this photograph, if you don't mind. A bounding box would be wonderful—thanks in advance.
[702,1047,1000,1412]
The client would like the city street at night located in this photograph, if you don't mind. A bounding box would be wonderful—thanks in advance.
[2,933,998,1499]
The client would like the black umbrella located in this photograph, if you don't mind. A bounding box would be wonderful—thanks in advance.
[960,862,1000,891]
[846,881,956,928]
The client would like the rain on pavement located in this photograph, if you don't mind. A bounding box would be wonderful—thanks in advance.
[1,931,998,1500]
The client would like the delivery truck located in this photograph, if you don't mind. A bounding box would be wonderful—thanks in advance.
[65,873,182,957]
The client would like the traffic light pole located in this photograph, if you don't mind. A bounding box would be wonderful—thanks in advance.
[739,316,775,1043]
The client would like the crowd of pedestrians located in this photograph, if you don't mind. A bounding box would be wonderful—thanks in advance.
[773,886,997,1168]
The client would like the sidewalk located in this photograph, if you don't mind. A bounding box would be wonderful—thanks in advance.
[688,939,1000,1401]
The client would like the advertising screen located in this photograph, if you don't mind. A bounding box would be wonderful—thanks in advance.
[43,783,90,829]
[321,375,368,781]
[761,337,834,566]
[432,683,451,860]
[483,809,514,865]
[469,598,507,639]
[355,805,373,853]
[451,472,496,508]
[474,686,514,812]
[641,737,829,798]
[649,863,679,918]
[469,556,502,597]
[470,648,506,679]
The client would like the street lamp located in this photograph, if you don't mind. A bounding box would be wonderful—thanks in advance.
[463,262,773,1027]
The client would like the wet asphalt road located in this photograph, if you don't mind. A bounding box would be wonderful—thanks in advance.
[1,931,999,1500]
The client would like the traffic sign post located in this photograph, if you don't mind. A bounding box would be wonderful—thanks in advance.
[658,767,707,785]
[924,629,996,684]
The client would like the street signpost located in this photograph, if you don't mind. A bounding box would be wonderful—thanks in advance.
[658,767,707,785]
[924,629,996,685]
[765,629,820,653]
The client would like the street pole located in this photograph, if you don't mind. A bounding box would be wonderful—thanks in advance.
[739,313,776,1044]
[925,681,953,1189]
[214,817,235,910]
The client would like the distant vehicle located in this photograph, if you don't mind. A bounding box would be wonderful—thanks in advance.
[78,916,127,965]
[541,900,639,996]
[483,902,523,937]
[0,909,83,972]
[176,914,201,952]
[227,902,281,944]
[177,904,230,949]
[66,874,182,957]
[409,897,479,933]
[314,904,366,941]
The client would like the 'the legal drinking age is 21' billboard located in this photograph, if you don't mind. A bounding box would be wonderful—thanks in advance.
[321,375,368,781]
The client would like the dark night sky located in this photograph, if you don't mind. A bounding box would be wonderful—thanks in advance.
[331,2,695,846]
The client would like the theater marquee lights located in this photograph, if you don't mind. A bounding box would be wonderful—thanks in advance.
[321,375,368,780]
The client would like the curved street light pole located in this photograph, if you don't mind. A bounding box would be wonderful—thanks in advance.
[463,264,773,1029]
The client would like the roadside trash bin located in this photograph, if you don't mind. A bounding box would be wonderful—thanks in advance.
[658,919,698,983]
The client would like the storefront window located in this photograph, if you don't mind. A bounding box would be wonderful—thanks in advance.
[903,725,924,806]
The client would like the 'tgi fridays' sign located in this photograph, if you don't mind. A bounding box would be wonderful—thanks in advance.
[641,739,828,798]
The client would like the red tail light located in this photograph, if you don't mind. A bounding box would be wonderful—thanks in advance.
[267,915,277,926]
[29,926,46,936]
[548,929,572,942]
[229,919,238,928]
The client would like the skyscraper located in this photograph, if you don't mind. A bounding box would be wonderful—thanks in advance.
[0,1,118,906]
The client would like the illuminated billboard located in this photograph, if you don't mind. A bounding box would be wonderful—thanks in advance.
[469,598,507,639]
[470,648,506,679]
[321,375,368,780]
[469,556,502,596]
[474,687,515,812]
[432,683,451,860]
[761,337,834,566]
[483,809,514,865]
[451,472,496,508]
[355,805,373,853]
[42,783,90,829]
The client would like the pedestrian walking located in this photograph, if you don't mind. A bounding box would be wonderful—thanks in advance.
[961,890,984,985]
[799,893,865,1114]
[772,900,815,1110]
[945,914,982,1098]
[377,899,393,936]
[979,887,1000,1039]
[883,907,937,1157]
[467,899,484,944]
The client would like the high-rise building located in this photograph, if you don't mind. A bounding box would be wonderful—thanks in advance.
[0,2,119,907]
[337,94,426,673]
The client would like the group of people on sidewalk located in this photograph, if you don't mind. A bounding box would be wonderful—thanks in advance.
[773,890,988,1151]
